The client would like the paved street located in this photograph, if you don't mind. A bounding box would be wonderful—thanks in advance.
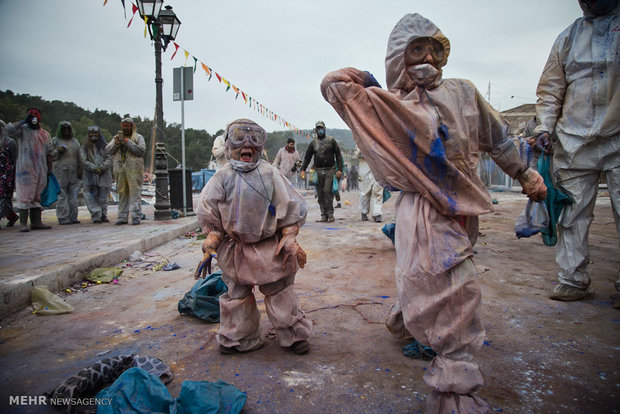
[0,190,618,413]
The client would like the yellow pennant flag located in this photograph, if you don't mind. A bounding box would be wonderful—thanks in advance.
[184,50,189,66]
[144,16,148,38]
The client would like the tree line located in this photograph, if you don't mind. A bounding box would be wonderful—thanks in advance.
[0,89,356,172]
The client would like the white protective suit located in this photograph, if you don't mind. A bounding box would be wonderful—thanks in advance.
[196,158,311,351]
[355,146,383,219]
[534,1,620,291]
[105,121,145,223]
[50,122,81,224]
[273,146,301,183]
[211,134,227,170]
[321,13,534,414]
[6,122,50,210]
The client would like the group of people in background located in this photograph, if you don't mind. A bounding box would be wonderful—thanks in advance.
[0,113,146,231]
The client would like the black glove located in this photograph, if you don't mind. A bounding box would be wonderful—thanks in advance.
[291,166,297,173]
[23,114,34,125]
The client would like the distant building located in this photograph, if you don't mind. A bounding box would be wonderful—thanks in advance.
[500,103,536,135]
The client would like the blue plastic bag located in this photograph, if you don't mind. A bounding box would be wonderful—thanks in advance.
[332,176,339,195]
[514,199,550,239]
[40,172,61,207]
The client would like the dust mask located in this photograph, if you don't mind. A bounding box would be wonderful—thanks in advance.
[407,63,441,88]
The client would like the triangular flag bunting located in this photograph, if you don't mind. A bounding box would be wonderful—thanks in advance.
[183,50,189,66]
[193,57,198,73]
[216,73,221,83]
[127,3,138,28]
[143,16,148,38]
[171,42,180,60]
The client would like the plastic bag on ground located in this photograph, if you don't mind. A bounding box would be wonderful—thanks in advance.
[31,286,74,315]
[178,270,227,322]
[85,267,123,283]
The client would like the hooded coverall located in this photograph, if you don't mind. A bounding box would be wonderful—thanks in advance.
[211,134,227,170]
[273,146,301,184]
[196,160,311,351]
[321,13,533,414]
[355,146,383,220]
[80,131,113,222]
[534,1,620,293]
[51,123,81,224]
[105,123,145,223]
[6,122,50,210]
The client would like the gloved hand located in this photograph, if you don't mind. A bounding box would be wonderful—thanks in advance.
[24,113,34,125]
[535,132,552,154]
[57,145,67,153]
[94,167,102,175]
[518,167,547,202]
[300,170,306,180]
[194,231,223,279]
[335,170,343,180]
[276,224,307,270]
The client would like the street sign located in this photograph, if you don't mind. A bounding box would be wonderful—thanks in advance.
[173,67,193,101]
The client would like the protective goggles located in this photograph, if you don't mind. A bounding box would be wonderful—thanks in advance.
[405,38,444,62]
[226,124,266,149]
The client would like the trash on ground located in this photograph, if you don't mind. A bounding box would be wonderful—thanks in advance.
[162,262,181,271]
[178,270,227,322]
[129,250,144,262]
[31,286,74,315]
[85,267,123,283]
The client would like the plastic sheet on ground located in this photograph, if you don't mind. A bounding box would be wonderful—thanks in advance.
[96,367,246,414]
[30,286,74,315]
[85,267,123,283]
[178,270,227,322]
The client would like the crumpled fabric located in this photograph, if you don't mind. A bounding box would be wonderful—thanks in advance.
[96,368,246,414]
[537,154,570,246]
[6,122,51,209]
[321,13,523,413]
[178,270,227,322]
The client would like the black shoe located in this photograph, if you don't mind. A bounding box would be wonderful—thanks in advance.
[93,219,102,224]
[131,218,141,225]
[6,217,18,227]
[316,216,328,222]
[361,213,368,221]
[286,340,310,354]
[335,203,341,208]
[71,219,81,224]
[102,217,109,223]
[219,345,238,355]
[327,216,335,223]
[115,220,128,225]
[373,215,382,223]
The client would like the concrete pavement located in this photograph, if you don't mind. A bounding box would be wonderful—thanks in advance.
[0,202,201,318]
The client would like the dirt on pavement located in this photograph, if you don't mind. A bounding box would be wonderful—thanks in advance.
[0,190,618,413]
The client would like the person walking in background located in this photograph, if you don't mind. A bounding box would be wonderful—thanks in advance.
[0,120,19,229]
[106,117,145,225]
[300,121,343,222]
[6,107,53,232]
[80,126,113,224]
[51,121,81,225]
[211,133,227,170]
[355,146,383,222]
[273,137,301,187]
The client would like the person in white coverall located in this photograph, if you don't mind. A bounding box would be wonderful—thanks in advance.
[321,13,546,414]
[51,121,81,225]
[273,137,302,186]
[211,134,227,170]
[533,0,620,305]
[106,117,145,225]
[354,145,383,222]
[195,119,312,355]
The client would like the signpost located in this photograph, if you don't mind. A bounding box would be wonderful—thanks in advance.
[173,66,193,216]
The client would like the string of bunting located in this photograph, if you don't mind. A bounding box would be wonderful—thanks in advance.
[106,0,311,140]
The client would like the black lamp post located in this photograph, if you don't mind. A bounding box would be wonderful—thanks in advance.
[137,0,181,221]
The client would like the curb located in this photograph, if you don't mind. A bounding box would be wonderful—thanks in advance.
[0,219,200,319]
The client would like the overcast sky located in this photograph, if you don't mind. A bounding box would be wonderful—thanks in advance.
[0,0,582,135]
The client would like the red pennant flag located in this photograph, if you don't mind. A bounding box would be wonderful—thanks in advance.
[216,73,222,83]
[170,42,180,60]
[127,3,138,28]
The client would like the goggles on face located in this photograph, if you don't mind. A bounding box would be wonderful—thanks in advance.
[226,124,266,149]
[405,38,444,63]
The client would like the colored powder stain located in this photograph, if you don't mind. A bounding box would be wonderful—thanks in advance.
[324,227,340,230]
[172,334,177,336]
[378,295,389,298]
[385,369,390,372]
[200,347,204,350]
[134,330,140,333]
[290,389,294,392]
[407,129,418,163]
[483,341,491,347]
[235,373,239,377]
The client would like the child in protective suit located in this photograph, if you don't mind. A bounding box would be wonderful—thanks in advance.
[321,13,546,414]
[195,119,312,355]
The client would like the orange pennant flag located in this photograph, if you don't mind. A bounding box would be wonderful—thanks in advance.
[103,0,108,5]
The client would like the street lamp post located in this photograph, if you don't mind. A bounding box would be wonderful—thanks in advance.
[137,0,181,221]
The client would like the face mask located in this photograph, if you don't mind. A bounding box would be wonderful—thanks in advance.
[406,63,441,88]
[90,136,99,142]
[316,128,325,137]
[31,117,38,125]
